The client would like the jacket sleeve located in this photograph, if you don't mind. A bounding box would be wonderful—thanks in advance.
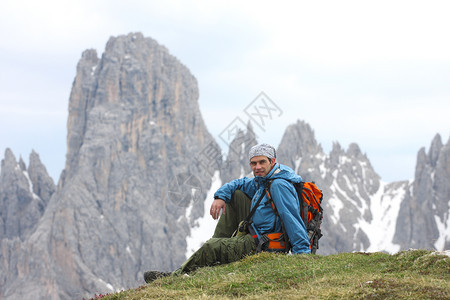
[270,180,311,254]
[213,177,256,203]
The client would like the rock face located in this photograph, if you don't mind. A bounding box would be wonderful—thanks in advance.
[0,149,55,298]
[220,121,449,255]
[277,121,382,254]
[220,122,257,183]
[0,33,219,299]
[277,125,449,254]
[0,32,449,299]
[394,134,450,251]
[0,149,55,241]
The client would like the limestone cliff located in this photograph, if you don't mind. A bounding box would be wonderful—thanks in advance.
[0,33,219,300]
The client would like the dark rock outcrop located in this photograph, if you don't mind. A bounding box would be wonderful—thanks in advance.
[220,122,257,183]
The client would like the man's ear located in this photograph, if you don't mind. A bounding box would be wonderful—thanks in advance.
[270,158,276,166]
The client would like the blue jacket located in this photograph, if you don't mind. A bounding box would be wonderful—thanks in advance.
[214,163,311,254]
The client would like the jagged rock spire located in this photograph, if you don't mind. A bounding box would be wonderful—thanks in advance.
[0,149,54,241]
[394,133,450,251]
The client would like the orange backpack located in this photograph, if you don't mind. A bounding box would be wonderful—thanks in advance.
[293,181,323,253]
[263,180,323,254]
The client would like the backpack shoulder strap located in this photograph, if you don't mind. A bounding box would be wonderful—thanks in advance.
[264,178,291,252]
[243,181,272,223]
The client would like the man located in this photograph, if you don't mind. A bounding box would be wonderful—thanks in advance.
[144,143,310,283]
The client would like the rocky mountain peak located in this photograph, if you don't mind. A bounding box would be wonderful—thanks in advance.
[221,122,257,183]
[428,133,443,167]
[0,32,219,299]
[18,156,26,171]
[277,120,324,181]
[2,148,17,169]
[328,142,344,166]
[0,149,54,241]
[394,134,450,251]
[64,48,100,181]
[277,120,322,163]
[27,150,55,205]
[347,143,363,158]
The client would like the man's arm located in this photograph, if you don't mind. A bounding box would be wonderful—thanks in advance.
[211,177,256,220]
[213,177,256,203]
[270,180,311,254]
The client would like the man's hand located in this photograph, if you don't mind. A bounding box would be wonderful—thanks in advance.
[210,199,226,220]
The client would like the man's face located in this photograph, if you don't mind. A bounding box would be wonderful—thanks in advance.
[249,155,276,177]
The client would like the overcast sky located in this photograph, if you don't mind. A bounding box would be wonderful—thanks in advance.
[1,0,449,183]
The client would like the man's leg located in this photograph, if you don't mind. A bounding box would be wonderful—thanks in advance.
[144,190,253,283]
[212,190,252,238]
[173,233,256,275]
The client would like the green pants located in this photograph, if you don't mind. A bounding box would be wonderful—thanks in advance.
[174,190,256,274]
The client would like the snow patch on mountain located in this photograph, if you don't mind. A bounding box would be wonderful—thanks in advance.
[294,156,302,173]
[360,181,405,253]
[185,171,222,258]
[328,183,343,225]
[21,169,41,201]
[434,200,450,251]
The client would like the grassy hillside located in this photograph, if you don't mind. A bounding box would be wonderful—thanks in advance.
[94,249,449,299]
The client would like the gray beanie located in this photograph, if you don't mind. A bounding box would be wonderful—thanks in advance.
[248,143,276,161]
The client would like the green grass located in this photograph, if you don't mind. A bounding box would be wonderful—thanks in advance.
[98,249,449,299]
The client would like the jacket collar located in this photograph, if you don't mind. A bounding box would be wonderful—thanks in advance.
[254,163,280,184]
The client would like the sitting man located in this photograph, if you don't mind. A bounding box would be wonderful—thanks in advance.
[144,143,310,283]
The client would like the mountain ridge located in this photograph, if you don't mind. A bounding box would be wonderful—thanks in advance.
[0,32,448,299]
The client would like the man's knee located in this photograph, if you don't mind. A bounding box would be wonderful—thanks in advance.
[232,190,246,198]
[231,190,251,203]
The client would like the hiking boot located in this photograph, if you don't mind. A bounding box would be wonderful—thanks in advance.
[144,271,171,283]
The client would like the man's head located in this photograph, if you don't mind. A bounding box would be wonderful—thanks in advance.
[248,143,277,177]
